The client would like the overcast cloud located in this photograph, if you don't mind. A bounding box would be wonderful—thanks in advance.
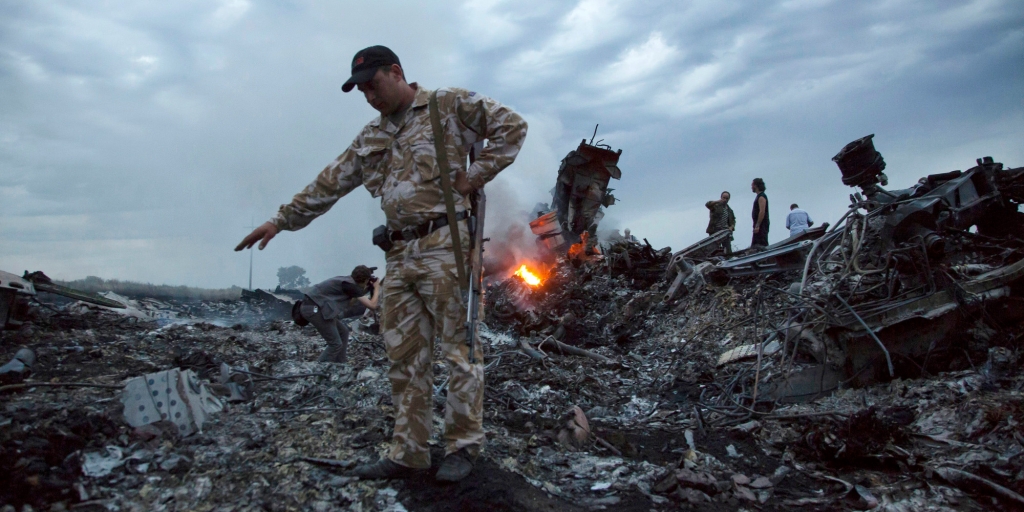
[1,0,1021,288]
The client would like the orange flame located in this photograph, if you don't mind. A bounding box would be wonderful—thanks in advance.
[514,264,542,286]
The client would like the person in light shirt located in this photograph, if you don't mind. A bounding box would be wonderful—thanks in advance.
[786,203,814,237]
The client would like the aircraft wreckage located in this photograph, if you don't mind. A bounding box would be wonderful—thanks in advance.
[663,134,1024,397]
[1,271,125,332]
[506,133,1024,399]
[530,129,622,257]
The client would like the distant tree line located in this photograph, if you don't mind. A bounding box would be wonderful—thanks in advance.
[58,276,243,301]
[277,266,311,290]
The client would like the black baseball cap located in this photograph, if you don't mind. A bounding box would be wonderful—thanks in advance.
[342,46,401,92]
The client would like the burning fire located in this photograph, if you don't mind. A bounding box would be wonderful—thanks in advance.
[513,264,543,286]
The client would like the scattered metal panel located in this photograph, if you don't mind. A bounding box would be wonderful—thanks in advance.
[767,364,843,404]
[32,281,127,309]
[840,310,961,388]
[964,257,1024,293]
[0,271,37,296]
[3,269,131,332]
[664,267,688,302]
[714,240,815,276]
[667,223,830,282]
[663,261,713,303]
[1,271,36,331]
[717,339,781,366]
[877,168,1003,253]
[824,260,1024,387]
[833,257,1024,331]
[764,222,830,249]
[668,230,732,264]
[529,210,567,253]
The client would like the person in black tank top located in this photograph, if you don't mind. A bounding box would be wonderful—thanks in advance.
[751,178,769,248]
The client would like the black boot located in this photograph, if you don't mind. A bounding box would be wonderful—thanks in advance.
[436,449,475,482]
[351,458,421,479]
[317,344,347,364]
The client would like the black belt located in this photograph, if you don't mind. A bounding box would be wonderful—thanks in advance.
[389,211,469,242]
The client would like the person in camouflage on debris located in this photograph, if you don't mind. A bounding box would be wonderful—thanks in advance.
[705,191,736,256]
[235,45,527,483]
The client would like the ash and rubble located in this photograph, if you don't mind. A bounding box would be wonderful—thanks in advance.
[3,138,1024,511]
[479,137,1024,509]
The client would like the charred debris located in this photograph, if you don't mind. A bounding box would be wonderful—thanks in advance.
[486,133,1024,509]
[501,134,1024,393]
[2,135,1024,511]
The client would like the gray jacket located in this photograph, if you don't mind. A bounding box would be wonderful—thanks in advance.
[303,276,366,320]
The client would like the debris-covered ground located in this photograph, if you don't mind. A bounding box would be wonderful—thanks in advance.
[3,147,1024,511]
[3,250,1024,511]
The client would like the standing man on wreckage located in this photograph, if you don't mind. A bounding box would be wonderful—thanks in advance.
[751,178,770,249]
[705,191,736,256]
[235,45,528,482]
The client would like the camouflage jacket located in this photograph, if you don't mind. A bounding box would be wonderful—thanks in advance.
[271,85,527,232]
[705,200,736,235]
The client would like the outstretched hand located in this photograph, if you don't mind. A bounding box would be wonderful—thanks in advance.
[235,222,279,251]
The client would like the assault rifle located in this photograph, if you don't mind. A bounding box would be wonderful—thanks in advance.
[465,188,486,364]
[428,93,486,363]
[463,141,488,363]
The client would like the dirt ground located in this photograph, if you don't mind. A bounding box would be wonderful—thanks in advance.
[3,262,1024,511]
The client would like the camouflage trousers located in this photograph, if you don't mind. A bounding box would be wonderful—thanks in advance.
[381,224,485,469]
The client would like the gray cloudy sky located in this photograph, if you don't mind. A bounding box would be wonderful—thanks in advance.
[1,0,1021,289]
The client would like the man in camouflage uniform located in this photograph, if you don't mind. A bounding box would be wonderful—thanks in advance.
[705,191,736,256]
[235,46,527,482]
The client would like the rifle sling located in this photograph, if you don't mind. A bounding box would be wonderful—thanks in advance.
[428,90,469,296]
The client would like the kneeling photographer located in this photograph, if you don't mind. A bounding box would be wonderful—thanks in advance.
[292,265,381,363]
